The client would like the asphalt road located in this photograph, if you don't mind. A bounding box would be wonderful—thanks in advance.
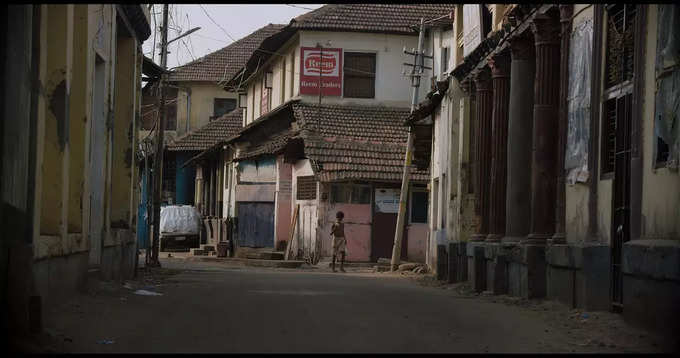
[39,260,657,353]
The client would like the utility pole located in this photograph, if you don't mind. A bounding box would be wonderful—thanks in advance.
[391,18,430,271]
[150,4,169,267]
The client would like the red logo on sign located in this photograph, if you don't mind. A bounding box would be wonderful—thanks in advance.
[305,53,337,74]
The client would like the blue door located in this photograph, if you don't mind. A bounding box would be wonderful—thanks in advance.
[237,202,275,248]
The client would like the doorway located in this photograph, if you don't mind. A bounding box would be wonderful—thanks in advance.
[88,56,106,266]
[371,188,407,262]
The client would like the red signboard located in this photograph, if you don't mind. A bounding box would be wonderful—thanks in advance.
[299,47,342,96]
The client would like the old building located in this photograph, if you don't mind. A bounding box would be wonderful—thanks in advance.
[2,4,150,335]
[413,3,679,340]
[184,4,458,262]
[140,24,284,206]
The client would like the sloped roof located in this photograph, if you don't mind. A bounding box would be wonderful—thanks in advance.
[291,103,429,182]
[290,4,454,35]
[168,23,286,83]
[167,108,243,151]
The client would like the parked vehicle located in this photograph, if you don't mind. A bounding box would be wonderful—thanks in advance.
[159,205,201,250]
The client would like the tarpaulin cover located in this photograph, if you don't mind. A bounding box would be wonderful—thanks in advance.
[566,19,593,185]
[159,205,201,235]
[654,4,680,170]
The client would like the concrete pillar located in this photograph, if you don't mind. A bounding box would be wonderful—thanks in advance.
[471,68,493,242]
[552,5,574,245]
[525,12,561,245]
[486,51,511,242]
[504,33,535,243]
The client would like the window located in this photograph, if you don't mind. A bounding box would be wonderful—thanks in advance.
[213,98,237,119]
[410,189,429,223]
[441,47,450,73]
[604,4,637,89]
[653,4,679,167]
[330,184,371,204]
[343,52,376,98]
[600,4,637,176]
[297,175,317,200]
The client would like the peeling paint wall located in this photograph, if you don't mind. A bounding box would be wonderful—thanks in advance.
[641,5,680,241]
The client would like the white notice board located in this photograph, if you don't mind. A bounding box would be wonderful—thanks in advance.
[375,188,400,214]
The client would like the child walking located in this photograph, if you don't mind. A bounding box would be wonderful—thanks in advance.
[330,211,346,272]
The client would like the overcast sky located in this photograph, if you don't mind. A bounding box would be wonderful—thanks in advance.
[143,4,324,70]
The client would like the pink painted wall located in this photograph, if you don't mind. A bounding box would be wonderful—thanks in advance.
[320,202,372,261]
[275,157,293,250]
[406,223,428,263]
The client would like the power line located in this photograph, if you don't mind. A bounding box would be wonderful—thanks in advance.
[198,4,237,42]
[285,4,317,11]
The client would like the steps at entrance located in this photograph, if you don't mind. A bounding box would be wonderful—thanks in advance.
[237,247,285,260]
[200,245,215,252]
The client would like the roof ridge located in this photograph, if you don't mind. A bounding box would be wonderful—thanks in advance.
[169,23,286,81]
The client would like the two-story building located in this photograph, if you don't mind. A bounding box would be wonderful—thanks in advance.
[186,4,455,263]
[140,24,284,206]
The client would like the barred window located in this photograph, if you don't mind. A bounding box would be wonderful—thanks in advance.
[297,176,317,200]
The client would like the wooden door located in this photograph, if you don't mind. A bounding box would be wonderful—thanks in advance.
[237,202,275,248]
[372,188,407,262]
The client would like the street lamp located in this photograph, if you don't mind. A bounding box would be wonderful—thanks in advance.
[167,27,201,45]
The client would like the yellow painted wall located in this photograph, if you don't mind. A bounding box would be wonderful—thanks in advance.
[67,5,88,234]
[640,5,680,240]
[175,83,237,136]
[111,35,135,228]
[40,4,68,236]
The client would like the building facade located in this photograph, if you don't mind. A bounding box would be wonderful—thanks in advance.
[414,3,679,340]
[2,4,150,336]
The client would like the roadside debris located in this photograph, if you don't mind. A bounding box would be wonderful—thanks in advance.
[133,289,163,296]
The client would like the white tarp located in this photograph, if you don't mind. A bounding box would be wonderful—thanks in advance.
[159,205,201,235]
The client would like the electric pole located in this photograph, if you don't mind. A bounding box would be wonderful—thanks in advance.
[391,18,430,271]
[150,4,169,267]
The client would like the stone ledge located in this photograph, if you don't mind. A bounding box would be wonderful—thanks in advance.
[622,239,680,282]
[546,244,583,269]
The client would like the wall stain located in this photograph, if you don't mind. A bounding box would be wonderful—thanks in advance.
[49,80,68,151]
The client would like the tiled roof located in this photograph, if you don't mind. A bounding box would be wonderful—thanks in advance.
[229,101,429,182]
[167,108,243,151]
[292,103,429,182]
[237,129,294,161]
[168,24,285,83]
[290,4,454,35]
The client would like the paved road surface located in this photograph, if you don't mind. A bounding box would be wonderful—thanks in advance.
[40,259,664,353]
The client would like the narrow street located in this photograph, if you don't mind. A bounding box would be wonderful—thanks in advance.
[35,259,669,354]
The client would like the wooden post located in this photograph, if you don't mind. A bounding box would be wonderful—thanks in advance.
[284,204,300,260]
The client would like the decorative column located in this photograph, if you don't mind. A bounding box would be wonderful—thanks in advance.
[504,33,536,243]
[486,51,511,242]
[525,12,561,244]
[551,5,574,245]
[471,68,493,241]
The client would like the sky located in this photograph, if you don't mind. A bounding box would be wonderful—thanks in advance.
[142,4,325,70]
